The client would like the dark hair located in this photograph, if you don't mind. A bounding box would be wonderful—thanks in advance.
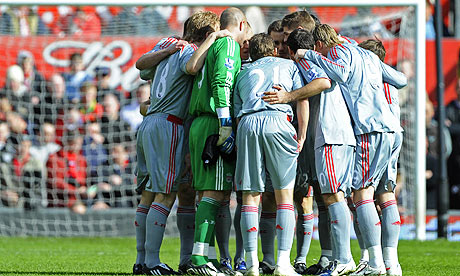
[282,11,315,32]
[286,29,315,53]
[70,53,82,62]
[249,33,275,61]
[310,13,321,27]
[267,20,283,35]
[358,39,386,61]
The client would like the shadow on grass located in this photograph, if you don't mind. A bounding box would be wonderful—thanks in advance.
[0,272,131,275]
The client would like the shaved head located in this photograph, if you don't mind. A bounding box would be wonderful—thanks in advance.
[220,7,246,29]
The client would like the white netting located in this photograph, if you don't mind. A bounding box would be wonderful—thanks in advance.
[0,4,417,236]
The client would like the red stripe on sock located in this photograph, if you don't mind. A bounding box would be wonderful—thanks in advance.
[151,204,170,217]
[242,206,259,213]
[355,199,374,208]
[277,204,294,211]
[380,199,397,209]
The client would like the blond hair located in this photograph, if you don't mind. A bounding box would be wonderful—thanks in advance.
[184,11,220,43]
[313,24,341,48]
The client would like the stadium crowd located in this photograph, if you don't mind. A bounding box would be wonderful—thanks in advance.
[0,49,151,213]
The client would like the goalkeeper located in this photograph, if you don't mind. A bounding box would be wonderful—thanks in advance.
[187,7,249,276]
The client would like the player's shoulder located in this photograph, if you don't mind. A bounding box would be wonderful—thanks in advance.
[329,43,350,59]
[297,59,327,82]
[180,43,198,55]
[158,36,179,49]
[213,37,238,52]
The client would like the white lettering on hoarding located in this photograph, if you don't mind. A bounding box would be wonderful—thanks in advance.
[43,40,142,91]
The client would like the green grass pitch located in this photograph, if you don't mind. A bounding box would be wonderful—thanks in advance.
[0,237,459,275]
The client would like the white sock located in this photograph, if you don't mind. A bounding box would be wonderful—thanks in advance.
[246,250,259,269]
[383,247,398,268]
[361,249,369,262]
[277,250,291,266]
[368,245,384,268]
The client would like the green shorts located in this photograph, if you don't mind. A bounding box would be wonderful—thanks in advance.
[189,115,235,191]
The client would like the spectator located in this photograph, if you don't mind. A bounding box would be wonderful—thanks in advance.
[12,136,43,209]
[426,97,452,209]
[41,5,74,37]
[5,111,29,148]
[426,0,436,40]
[1,65,38,120]
[55,107,83,144]
[0,6,48,36]
[94,66,121,103]
[120,83,149,130]
[446,81,460,209]
[16,50,46,94]
[42,73,68,126]
[103,7,140,36]
[30,122,61,169]
[0,122,18,207]
[46,131,87,214]
[0,96,12,122]
[70,7,101,37]
[79,81,103,123]
[95,144,136,208]
[62,52,93,103]
[101,93,133,147]
[82,122,107,186]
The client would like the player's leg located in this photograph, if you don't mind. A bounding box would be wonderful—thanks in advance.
[273,188,297,275]
[133,121,151,274]
[241,192,262,276]
[347,196,369,271]
[316,144,355,276]
[216,190,232,270]
[292,150,314,275]
[233,191,247,273]
[375,132,402,276]
[305,183,332,275]
[134,190,154,274]
[260,189,277,274]
[145,192,177,267]
[177,177,196,274]
[350,133,394,276]
[376,192,401,276]
[235,113,266,276]
[293,191,314,275]
[263,113,299,276]
[143,116,185,274]
[188,116,235,275]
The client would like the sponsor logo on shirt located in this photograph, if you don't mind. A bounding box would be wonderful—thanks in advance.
[307,68,319,82]
[224,58,235,70]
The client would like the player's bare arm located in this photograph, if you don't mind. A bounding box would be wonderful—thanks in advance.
[262,78,330,104]
[296,98,309,152]
[135,40,188,70]
[185,30,233,75]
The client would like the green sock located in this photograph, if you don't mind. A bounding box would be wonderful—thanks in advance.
[191,197,220,266]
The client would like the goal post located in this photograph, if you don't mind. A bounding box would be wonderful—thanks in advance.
[0,0,426,240]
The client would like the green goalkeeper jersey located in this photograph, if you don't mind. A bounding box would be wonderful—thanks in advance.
[189,37,241,117]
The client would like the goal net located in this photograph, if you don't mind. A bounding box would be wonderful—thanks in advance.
[0,2,424,238]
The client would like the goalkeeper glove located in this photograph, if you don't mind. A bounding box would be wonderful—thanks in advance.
[216,117,235,155]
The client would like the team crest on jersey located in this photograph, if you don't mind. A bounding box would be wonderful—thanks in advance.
[226,173,233,183]
[224,58,235,70]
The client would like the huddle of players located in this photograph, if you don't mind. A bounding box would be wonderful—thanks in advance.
[133,6,406,276]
